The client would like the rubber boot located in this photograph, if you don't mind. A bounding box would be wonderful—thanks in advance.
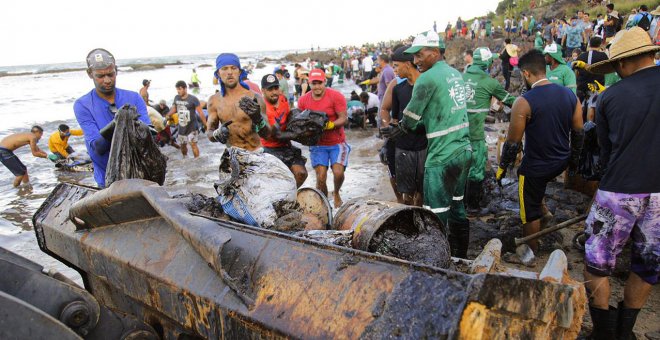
[465,181,482,216]
[616,301,640,340]
[449,221,470,259]
[588,305,617,340]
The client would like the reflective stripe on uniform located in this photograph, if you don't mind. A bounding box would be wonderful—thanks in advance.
[426,122,469,139]
[466,108,490,113]
[519,174,527,224]
[423,205,450,213]
[403,109,421,121]
[502,93,512,103]
[453,196,464,201]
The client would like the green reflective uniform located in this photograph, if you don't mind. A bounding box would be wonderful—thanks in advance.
[462,65,515,183]
[546,64,577,93]
[402,60,471,226]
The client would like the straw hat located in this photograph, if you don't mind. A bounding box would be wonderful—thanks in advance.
[587,27,660,74]
[650,5,660,15]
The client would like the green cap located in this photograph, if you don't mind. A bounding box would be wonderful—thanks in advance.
[472,47,498,63]
[543,43,566,64]
[405,31,445,54]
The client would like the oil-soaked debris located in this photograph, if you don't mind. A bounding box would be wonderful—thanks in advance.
[370,226,451,269]
[284,109,328,146]
[174,193,226,219]
[294,230,354,247]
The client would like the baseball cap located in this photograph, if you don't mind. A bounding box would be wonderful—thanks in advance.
[86,48,116,70]
[543,43,566,64]
[405,31,445,54]
[473,47,499,63]
[142,79,151,86]
[261,74,279,89]
[392,45,414,62]
[309,69,326,83]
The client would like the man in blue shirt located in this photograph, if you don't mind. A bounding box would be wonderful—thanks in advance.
[74,48,149,187]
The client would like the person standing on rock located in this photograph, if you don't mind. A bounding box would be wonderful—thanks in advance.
[166,81,207,158]
[382,31,472,258]
[0,126,49,187]
[74,48,150,188]
[496,50,583,254]
[544,43,577,94]
[582,27,660,340]
[297,68,349,208]
[259,74,308,188]
[206,53,272,150]
[462,48,516,215]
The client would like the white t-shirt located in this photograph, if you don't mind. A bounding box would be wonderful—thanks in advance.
[363,57,374,72]
[471,20,480,31]
[351,59,359,71]
[364,92,379,110]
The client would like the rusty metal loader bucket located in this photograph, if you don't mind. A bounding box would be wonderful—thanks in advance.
[33,180,584,339]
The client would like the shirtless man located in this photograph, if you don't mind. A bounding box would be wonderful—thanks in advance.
[205,53,271,149]
[0,126,49,187]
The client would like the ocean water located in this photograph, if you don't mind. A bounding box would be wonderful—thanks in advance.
[0,50,368,278]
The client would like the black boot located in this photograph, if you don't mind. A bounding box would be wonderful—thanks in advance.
[616,301,640,340]
[588,305,617,340]
[465,181,482,216]
[449,221,470,258]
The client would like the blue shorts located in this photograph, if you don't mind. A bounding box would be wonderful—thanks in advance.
[310,143,351,168]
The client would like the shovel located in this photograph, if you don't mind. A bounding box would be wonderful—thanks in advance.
[514,214,588,266]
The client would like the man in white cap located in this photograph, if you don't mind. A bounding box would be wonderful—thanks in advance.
[382,31,472,258]
[581,27,660,340]
[544,43,577,93]
[74,48,150,187]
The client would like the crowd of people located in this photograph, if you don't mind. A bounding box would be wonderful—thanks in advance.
[1,2,659,338]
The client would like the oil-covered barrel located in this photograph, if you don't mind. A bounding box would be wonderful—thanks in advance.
[333,199,451,268]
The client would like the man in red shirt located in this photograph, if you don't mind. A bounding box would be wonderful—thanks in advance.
[260,74,308,187]
[298,69,349,207]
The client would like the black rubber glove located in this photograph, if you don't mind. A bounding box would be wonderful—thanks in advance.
[99,120,116,140]
[238,96,263,125]
[211,120,233,144]
[568,129,585,176]
[379,124,405,140]
[496,141,522,186]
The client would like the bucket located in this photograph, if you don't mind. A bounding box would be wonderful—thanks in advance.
[297,187,333,228]
[333,199,445,251]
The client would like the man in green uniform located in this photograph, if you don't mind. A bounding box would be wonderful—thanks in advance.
[534,31,544,51]
[544,43,577,93]
[462,47,516,214]
[382,30,472,258]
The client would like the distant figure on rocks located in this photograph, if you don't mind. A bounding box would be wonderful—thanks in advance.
[74,48,150,188]
[0,126,49,187]
[190,68,200,88]
[206,53,272,150]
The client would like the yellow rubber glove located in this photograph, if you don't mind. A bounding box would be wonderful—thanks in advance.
[572,60,586,69]
[495,166,507,185]
[359,80,370,85]
[324,121,335,130]
[587,80,606,94]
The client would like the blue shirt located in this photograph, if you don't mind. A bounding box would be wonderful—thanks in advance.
[564,25,584,48]
[73,88,149,187]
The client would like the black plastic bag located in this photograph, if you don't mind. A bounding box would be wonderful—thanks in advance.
[105,105,168,186]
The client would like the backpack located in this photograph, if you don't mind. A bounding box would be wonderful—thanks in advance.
[637,13,652,31]
[615,15,623,32]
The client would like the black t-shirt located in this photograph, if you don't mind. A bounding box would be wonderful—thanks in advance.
[392,81,427,151]
[576,50,608,93]
[596,66,660,193]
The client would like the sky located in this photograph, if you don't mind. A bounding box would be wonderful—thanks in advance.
[2,0,501,67]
